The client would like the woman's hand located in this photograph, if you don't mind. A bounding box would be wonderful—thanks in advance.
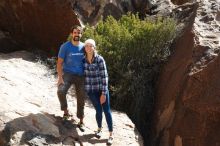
[100,94,106,104]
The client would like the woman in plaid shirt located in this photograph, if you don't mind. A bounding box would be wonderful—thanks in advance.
[83,39,113,145]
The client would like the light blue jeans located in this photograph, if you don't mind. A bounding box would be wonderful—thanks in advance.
[87,91,113,132]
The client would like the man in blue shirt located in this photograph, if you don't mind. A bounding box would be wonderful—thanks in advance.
[57,25,86,131]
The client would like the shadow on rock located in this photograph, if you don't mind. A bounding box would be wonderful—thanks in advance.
[0,113,82,146]
[0,51,36,61]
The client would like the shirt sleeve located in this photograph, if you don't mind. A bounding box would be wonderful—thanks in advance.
[98,56,108,94]
[58,43,66,59]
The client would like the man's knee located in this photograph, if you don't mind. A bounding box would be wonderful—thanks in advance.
[76,90,86,99]
[76,92,85,104]
[77,99,85,109]
[57,89,66,98]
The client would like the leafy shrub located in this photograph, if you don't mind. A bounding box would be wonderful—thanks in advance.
[82,13,176,144]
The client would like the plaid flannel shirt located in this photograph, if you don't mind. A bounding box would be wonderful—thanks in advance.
[83,54,108,94]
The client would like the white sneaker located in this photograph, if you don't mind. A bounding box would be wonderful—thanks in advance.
[95,129,102,139]
[107,136,113,145]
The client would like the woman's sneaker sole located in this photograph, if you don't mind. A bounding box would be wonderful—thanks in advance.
[107,137,113,145]
[95,130,102,139]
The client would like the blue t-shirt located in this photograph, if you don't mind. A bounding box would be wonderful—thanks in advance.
[58,41,84,75]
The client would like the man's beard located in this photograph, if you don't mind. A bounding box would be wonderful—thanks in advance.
[73,36,80,41]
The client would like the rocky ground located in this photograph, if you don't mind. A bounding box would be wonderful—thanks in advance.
[0,51,143,146]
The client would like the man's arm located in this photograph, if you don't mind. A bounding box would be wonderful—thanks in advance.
[57,58,64,86]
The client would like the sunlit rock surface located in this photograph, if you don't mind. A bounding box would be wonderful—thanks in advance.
[0,51,143,146]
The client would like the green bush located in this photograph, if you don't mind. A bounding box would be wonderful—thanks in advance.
[82,14,175,106]
[82,13,176,143]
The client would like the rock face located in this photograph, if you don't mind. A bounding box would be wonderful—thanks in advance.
[0,0,80,53]
[1,0,220,146]
[152,0,220,146]
[0,0,155,54]
[0,51,143,146]
[171,0,192,5]
[70,0,155,24]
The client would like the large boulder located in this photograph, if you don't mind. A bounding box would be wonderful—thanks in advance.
[0,0,156,54]
[0,0,80,54]
[70,0,155,24]
[152,0,220,146]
